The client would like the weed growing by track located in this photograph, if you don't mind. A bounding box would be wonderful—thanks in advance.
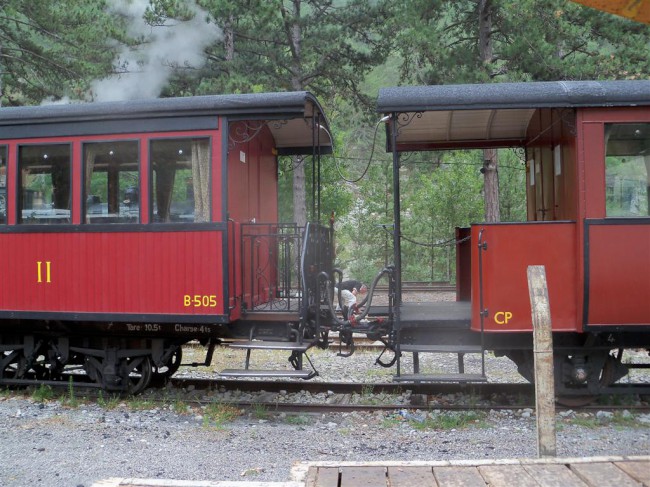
[382,410,487,430]
[202,402,241,429]
[32,384,56,403]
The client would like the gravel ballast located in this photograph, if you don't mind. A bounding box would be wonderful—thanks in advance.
[1,355,649,487]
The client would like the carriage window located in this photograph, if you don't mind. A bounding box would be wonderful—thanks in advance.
[18,144,71,224]
[83,141,139,224]
[605,123,650,217]
[150,138,211,223]
[0,146,6,224]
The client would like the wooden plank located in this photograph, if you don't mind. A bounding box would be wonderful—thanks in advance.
[570,462,643,486]
[478,465,539,487]
[433,466,486,487]
[339,466,387,486]
[387,466,437,487]
[523,464,588,487]
[304,466,319,487]
[311,467,339,487]
[527,265,557,457]
[615,461,650,486]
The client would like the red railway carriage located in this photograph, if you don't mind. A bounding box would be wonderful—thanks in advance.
[377,80,650,396]
[0,92,333,392]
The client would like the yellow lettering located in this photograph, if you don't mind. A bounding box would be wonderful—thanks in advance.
[183,294,218,308]
[37,261,52,284]
[495,311,513,325]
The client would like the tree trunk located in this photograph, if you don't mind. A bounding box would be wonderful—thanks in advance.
[483,148,500,222]
[293,156,307,229]
[478,0,500,222]
[282,0,308,227]
[224,14,235,62]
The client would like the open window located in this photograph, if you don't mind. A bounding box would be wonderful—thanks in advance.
[605,123,650,217]
[149,138,211,223]
[18,144,71,224]
[83,141,140,224]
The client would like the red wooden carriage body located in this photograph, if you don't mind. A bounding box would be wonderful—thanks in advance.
[378,81,650,393]
[0,93,330,325]
[0,93,332,391]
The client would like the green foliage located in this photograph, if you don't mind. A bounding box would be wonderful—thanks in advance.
[97,391,122,410]
[390,0,650,85]
[63,377,81,407]
[32,384,56,403]
[383,410,488,430]
[412,411,487,430]
[202,402,241,429]
[282,414,311,425]
[0,0,123,105]
[401,152,485,281]
[498,150,527,222]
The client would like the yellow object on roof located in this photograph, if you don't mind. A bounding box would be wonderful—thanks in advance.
[570,0,650,24]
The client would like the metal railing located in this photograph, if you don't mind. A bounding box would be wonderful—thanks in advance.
[240,223,303,312]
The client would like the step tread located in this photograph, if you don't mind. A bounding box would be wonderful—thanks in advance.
[219,369,315,379]
[227,340,314,351]
[393,373,487,383]
[399,344,483,353]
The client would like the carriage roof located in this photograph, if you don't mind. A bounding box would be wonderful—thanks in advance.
[0,91,332,155]
[377,80,650,150]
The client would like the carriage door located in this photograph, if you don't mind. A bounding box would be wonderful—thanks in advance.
[584,122,650,327]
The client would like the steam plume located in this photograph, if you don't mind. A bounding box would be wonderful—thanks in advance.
[90,0,221,102]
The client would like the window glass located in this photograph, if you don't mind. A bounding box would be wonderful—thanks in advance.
[83,141,139,223]
[0,147,6,224]
[19,144,71,224]
[605,123,650,217]
[150,138,210,223]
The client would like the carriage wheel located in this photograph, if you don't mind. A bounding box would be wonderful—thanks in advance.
[124,356,153,395]
[555,353,621,407]
[153,347,182,379]
[29,343,65,381]
[0,350,27,381]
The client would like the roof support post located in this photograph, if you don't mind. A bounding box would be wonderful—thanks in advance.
[391,113,402,315]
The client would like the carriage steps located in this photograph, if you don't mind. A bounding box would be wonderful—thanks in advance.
[219,340,318,379]
[393,343,487,383]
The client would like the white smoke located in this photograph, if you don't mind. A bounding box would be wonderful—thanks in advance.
[90,0,221,102]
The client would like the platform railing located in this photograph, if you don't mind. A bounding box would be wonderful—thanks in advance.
[240,223,303,312]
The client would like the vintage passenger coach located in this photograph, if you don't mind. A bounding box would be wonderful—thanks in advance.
[377,80,650,397]
[0,92,333,392]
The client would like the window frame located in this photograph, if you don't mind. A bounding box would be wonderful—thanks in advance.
[148,136,213,224]
[17,142,73,225]
[81,138,141,225]
[604,122,650,219]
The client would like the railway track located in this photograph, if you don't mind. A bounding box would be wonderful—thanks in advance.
[169,377,532,397]
[4,374,649,413]
[164,377,650,411]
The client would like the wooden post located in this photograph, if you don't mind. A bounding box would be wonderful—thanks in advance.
[527,265,557,457]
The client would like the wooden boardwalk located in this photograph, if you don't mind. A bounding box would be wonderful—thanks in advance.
[294,456,650,487]
[92,456,650,487]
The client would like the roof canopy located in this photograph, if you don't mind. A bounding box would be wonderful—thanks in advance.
[377,80,650,151]
[0,91,333,155]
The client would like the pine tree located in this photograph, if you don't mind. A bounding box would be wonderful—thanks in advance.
[0,0,121,105]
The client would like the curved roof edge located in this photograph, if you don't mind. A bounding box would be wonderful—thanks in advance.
[0,91,333,155]
[377,80,650,113]
[0,91,321,122]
